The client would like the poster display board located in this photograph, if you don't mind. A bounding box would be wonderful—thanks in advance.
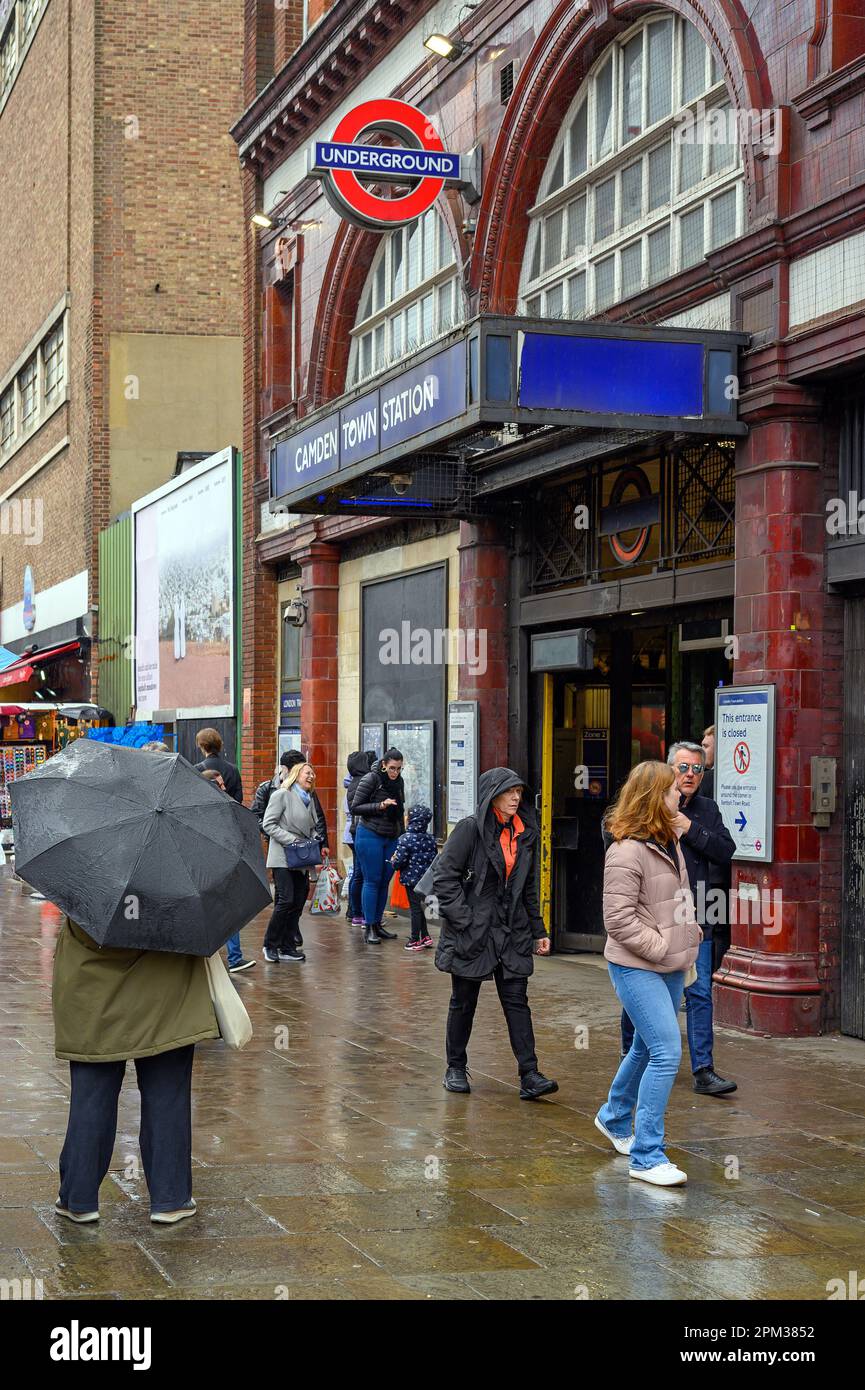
[133,449,236,720]
[359,722,384,761]
[386,720,434,815]
[714,684,775,862]
[447,701,478,823]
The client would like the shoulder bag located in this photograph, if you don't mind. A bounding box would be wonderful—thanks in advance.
[205,954,253,1049]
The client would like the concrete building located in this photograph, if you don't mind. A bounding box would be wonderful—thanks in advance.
[0,0,244,725]
[233,0,865,1040]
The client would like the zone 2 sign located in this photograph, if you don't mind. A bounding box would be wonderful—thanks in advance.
[309,99,476,230]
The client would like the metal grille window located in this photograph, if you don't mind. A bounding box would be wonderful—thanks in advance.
[43,320,64,402]
[349,208,462,386]
[0,387,14,452]
[19,355,37,427]
[500,61,514,106]
[520,15,742,318]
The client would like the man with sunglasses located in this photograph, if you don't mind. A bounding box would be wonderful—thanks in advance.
[667,741,737,1095]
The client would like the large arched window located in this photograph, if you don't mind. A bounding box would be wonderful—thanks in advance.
[519,15,742,318]
[347,207,463,386]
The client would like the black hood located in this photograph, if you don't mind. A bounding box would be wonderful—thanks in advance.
[347,750,376,777]
[475,767,535,831]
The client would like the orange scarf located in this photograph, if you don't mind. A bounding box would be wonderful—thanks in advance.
[494,807,524,879]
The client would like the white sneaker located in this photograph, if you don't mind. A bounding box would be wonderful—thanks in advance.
[593,1114,634,1156]
[629,1162,687,1187]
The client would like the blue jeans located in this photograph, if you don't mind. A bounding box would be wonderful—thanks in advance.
[225,933,242,967]
[354,824,398,927]
[684,939,714,1072]
[348,854,364,919]
[598,964,685,1170]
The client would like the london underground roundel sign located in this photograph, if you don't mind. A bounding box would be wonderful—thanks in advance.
[310,99,463,231]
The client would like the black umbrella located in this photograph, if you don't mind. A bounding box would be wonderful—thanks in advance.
[9,739,270,954]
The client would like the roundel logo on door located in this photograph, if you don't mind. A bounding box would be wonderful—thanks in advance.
[601,466,660,567]
[310,99,464,230]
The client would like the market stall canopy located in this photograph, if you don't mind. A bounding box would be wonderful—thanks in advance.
[9,739,271,954]
[0,640,81,689]
[0,647,18,671]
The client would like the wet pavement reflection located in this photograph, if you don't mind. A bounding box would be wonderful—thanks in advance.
[2,878,865,1300]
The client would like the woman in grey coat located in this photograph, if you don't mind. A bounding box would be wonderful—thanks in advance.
[261,761,327,963]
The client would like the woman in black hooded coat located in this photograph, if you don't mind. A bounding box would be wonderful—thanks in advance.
[433,767,558,1100]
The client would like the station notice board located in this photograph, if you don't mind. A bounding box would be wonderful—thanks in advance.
[714,684,775,862]
[447,701,478,824]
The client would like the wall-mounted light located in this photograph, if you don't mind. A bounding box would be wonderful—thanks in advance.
[424,33,465,60]
[251,212,275,229]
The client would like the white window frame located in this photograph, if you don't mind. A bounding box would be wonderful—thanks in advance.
[519,15,743,319]
[348,208,463,387]
[0,0,49,119]
[0,302,69,467]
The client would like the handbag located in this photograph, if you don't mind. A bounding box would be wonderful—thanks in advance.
[283,836,323,869]
[204,954,253,1049]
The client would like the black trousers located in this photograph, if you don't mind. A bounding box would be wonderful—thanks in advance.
[265,867,308,951]
[58,1044,194,1214]
[446,966,538,1075]
[407,885,427,941]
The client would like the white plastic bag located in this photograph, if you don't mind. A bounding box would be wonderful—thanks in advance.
[311,863,342,914]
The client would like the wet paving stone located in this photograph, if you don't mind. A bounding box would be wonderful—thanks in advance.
[4,878,865,1300]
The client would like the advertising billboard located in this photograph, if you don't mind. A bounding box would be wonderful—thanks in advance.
[133,449,236,720]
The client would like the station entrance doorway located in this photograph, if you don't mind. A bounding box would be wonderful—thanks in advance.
[537,610,732,952]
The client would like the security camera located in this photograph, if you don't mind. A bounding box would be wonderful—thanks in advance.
[391,475,412,496]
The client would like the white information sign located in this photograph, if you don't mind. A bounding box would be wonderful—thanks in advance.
[714,684,775,862]
[447,701,478,824]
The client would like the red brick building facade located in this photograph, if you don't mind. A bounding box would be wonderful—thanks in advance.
[233,0,865,1039]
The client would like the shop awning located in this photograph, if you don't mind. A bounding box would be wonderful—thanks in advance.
[267,315,749,519]
[0,639,81,689]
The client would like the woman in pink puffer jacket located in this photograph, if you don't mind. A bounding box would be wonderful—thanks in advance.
[594,761,701,1187]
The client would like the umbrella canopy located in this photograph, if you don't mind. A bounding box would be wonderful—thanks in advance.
[9,739,271,954]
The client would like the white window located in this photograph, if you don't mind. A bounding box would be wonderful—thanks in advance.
[0,17,16,99]
[0,386,14,452]
[43,319,64,402]
[348,208,463,386]
[21,0,39,41]
[519,15,742,319]
[19,356,37,427]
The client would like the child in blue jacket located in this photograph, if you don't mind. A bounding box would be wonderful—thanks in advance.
[391,805,437,951]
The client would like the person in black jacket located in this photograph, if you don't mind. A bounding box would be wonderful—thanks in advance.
[351,749,405,943]
[433,767,558,1101]
[343,750,376,926]
[194,728,243,803]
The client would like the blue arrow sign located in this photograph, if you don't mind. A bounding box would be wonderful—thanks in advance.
[735,812,747,831]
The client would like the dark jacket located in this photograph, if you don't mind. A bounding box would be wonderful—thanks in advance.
[252,773,328,847]
[345,750,377,839]
[352,762,406,838]
[701,766,714,799]
[434,767,546,981]
[391,805,437,890]
[679,789,735,944]
[196,753,243,804]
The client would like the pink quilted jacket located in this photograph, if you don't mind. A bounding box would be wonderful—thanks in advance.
[603,836,702,973]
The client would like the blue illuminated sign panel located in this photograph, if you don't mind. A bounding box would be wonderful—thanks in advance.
[519,334,705,417]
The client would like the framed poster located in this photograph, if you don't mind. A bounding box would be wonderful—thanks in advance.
[447,701,478,823]
[132,447,236,719]
[360,722,384,761]
[278,729,302,760]
[714,684,775,862]
[386,720,434,814]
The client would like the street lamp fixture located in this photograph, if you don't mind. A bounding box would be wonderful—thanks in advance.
[250,212,274,229]
[424,33,465,61]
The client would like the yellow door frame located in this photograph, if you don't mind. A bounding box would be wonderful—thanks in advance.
[539,671,553,935]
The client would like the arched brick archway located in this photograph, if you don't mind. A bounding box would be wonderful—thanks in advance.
[472,0,771,313]
[307,190,471,409]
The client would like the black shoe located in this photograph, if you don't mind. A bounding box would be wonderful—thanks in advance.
[693,1067,737,1096]
[277,948,305,963]
[262,947,279,962]
[228,958,256,974]
[519,1070,559,1100]
[443,1066,471,1093]
[376,923,397,939]
[363,924,381,944]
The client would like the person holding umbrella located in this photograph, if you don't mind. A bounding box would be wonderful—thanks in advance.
[433,768,558,1100]
[9,739,270,1225]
